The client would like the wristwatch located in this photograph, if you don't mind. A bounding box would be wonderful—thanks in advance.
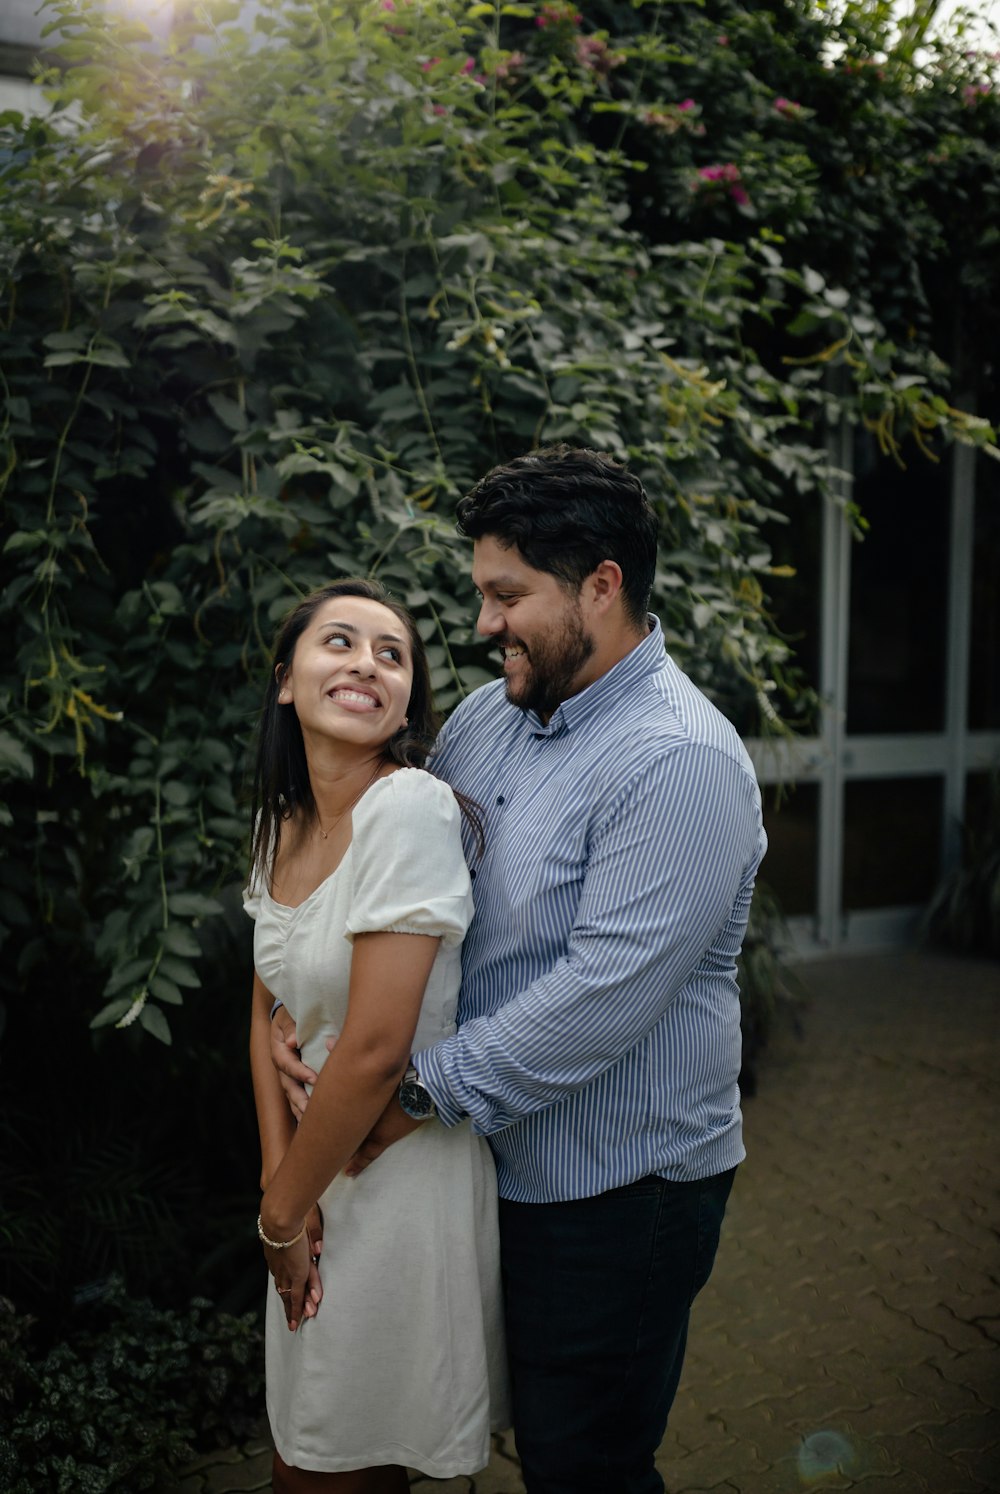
[398,1064,437,1121]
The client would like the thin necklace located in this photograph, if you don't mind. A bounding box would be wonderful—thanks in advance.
[316,764,384,840]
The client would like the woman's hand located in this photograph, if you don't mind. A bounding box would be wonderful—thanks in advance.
[263,1211,322,1332]
[305,1203,324,1311]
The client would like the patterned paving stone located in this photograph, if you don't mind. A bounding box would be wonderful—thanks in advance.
[182,1447,247,1474]
[917,1410,1000,1459]
[877,1430,993,1493]
[470,1462,525,1494]
[925,1346,1000,1409]
[469,1432,525,1494]
[656,1435,755,1491]
[708,1402,782,1458]
[894,1359,998,1417]
[203,1447,273,1492]
[952,1443,1000,1489]
[408,1479,472,1493]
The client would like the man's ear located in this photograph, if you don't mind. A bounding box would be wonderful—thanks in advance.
[587,560,625,614]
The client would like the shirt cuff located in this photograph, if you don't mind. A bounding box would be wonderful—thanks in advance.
[411,1043,465,1128]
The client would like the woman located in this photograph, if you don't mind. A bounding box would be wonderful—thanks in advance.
[244,579,508,1494]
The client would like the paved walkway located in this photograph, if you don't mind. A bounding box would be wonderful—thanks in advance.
[176,950,1000,1493]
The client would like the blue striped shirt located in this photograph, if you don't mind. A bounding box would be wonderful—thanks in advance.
[414,618,766,1203]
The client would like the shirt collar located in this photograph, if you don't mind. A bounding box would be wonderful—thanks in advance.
[523,616,667,738]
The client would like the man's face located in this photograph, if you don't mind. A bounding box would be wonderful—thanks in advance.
[471,536,596,720]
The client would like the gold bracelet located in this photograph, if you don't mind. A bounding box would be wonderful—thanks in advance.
[257,1214,306,1250]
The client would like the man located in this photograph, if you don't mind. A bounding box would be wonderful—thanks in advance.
[272,445,766,1493]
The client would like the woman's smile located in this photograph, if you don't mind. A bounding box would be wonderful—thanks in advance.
[327,686,382,712]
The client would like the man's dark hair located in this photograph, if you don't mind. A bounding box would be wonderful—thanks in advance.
[455,445,658,626]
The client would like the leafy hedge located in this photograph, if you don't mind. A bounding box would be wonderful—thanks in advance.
[0,1279,263,1492]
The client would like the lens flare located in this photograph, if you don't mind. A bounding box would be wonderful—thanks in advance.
[797,1429,859,1484]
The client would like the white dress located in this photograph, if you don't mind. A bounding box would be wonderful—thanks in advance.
[244,769,509,1475]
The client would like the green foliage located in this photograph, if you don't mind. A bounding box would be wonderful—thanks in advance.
[1,0,995,1046]
[0,1278,264,1493]
[922,776,1000,957]
[736,878,807,1095]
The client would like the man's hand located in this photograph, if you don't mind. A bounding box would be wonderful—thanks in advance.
[270,1006,319,1122]
[344,1095,425,1178]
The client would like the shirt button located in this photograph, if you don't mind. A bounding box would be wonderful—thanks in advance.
[496,795,505,805]
[470,869,477,880]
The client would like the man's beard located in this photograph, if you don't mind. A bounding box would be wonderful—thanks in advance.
[503,607,595,720]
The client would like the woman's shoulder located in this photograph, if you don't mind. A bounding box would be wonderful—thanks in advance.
[358,766,460,825]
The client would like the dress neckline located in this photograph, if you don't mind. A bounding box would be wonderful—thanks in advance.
[264,769,412,912]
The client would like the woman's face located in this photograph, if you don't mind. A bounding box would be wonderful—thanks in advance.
[279,596,414,753]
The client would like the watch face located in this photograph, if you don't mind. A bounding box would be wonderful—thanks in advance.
[399,1080,434,1120]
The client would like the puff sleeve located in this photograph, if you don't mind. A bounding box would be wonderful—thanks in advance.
[242,813,270,920]
[242,871,264,922]
[345,770,473,947]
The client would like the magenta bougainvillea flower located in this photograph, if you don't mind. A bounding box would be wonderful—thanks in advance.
[492,50,526,81]
[536,2,582,29]
[695,163,750,206]
[643,100,704,136]
[773,96,803,118]
[575,34,625,74]
[962,82,992,105]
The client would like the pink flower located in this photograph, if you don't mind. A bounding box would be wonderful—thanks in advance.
[962,82,991,105]
[773,96,803,117]
[695,162,750,206]
[432,104,448,116]
[643,99,702,135]
[575,34,625,74]
[698,163,739,184]
[536,2,582,28]
[461,56,476,74]
[420,56,440,72]
[717,34,729,46]
[493,50,526,81]
[380,0,395,9]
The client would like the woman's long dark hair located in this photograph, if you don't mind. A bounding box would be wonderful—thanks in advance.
[249,579,480,887]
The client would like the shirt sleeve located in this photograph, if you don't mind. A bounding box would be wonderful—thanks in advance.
[414,743,764,1131]
[345,771,473,947]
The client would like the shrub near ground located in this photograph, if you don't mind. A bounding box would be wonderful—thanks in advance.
[0,2,997,1481]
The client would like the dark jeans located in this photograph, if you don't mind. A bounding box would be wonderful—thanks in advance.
[498,1167,736,1494]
